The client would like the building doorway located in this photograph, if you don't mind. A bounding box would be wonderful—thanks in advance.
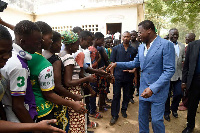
[106,23,122,35]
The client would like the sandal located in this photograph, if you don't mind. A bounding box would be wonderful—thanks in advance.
[87,121,99,129]
[89,112,103,119]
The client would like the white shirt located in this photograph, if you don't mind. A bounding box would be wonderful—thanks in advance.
[1,44,32,106]
[74,45,91,76]
[114,32,120,40]
[143,37,157,57]
[42,50,53,59]
[61,54,81,80]
[174,42,180,57]
[1,44,32,122]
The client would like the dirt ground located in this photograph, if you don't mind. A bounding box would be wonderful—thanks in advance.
[88,84,200,133]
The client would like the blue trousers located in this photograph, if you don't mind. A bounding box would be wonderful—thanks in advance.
[89,83,97,114]
[165,79,182,115]
[111,80,132,117]
[139,100,165,133]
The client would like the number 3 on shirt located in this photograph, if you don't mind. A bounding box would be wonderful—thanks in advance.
[17,76,25,87]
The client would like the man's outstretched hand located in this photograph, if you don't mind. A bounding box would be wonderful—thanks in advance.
[106,63,117,73]
[123,68,136,73]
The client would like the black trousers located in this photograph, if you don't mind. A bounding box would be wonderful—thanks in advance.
[187,76,200,129]
[165,79,182,115]
[111,80,132,117]
[129,81,135,99]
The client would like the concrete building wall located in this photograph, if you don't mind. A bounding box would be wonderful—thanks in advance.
[0,7,32,38]
[35,5,143,35]
[0,7,32,25]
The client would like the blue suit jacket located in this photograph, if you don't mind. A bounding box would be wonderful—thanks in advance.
[117,36,175,102]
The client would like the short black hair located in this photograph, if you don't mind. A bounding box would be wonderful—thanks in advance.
[35,21,52,35]
[79,31,93,40]
[72,26,82,34]
[52,31,61,43]
[94,32,104,39]
[123,31,130,34]
[0,25,12,40]
[14,20,41,36]
[105,36,112,40]
[138,20,155,32]
[169,28,178,32]
[188,33,196,39]
[131,30,137,33]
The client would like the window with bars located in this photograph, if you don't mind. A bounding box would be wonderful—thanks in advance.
[52,24,99,34]
[81,24,99,34]
[52,25,73,33]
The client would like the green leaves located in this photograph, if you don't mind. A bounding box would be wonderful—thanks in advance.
[145,0,200,40]
[162,0,200,29]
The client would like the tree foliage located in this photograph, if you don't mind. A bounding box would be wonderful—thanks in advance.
[145,0,200,41]
[163,0,200,30]
[145,0,200,30]
[145,0,168,35]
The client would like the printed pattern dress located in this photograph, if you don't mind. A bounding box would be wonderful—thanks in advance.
[48,54,70,132]
[61,53,85,133]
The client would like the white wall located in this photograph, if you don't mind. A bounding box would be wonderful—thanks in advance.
[36,5,141,35]
[0,7,32,25]
[0,7,32,38]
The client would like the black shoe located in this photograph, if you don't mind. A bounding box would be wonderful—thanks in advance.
[164,114,170,122]
[106,98,112,103]
[182,127,194,133]
[121,111,127,118]
[172,111,178,118]
[110,116,118,125]
[135,92,139,96]
[129,99,135,104]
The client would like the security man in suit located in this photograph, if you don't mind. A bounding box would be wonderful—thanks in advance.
[182,39,200,133]
[164,28,185,121]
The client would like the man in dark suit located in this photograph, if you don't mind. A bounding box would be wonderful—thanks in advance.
[109,31,137,125]
[178,33,196,111]
[182,39,200,133]
[130,30,141,97]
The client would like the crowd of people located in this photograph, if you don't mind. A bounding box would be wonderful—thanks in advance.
[0,17,199,133]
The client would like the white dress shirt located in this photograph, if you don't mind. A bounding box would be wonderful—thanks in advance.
[144,37,157,57]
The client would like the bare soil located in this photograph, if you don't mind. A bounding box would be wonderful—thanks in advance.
[88,84,200,133]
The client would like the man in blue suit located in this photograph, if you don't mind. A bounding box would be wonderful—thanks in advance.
[107,20,175,133]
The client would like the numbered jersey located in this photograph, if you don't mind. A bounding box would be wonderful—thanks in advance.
[28,53,54,118]
[1,44,37,120]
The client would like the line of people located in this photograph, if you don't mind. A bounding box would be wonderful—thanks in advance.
[0,17,115,133]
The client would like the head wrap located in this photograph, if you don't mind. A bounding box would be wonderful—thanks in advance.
[61,30,79,45]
